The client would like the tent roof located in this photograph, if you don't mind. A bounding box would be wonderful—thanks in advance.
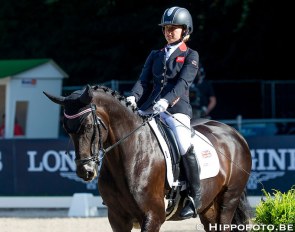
[0,59,52,78]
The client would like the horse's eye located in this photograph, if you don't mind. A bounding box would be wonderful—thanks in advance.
[85,124,92,132]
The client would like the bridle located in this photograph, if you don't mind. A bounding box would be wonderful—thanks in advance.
[64,103,152,166]
[64,103,107,166]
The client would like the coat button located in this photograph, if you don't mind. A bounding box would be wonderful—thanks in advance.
[161,80,164,83]
[162,73,165,76]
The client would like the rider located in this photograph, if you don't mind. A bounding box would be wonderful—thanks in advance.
[127,6,201,219]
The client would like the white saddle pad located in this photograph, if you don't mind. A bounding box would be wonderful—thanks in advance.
[148,118,220,188]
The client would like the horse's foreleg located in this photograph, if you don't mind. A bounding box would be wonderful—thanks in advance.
[108,208,133,232]
[141,210,166,232]
[139,197,166,232]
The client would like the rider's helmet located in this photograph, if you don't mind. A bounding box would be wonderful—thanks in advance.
[159,6,193,37]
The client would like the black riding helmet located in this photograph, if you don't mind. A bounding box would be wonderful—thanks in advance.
[159,6,193,37]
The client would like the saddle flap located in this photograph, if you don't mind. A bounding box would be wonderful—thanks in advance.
[155,117,181,165]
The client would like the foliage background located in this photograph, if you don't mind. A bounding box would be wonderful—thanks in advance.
[0,0,293,86]
[254,187,295,231]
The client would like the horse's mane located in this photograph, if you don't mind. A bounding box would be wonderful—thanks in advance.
[92,85,138,114]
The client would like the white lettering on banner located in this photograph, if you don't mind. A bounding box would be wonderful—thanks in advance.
[248,149,295,190]
[28,150,76,172]
[0,151,3,171]
[43,151,61,172]
[287,149,295,170]
[60,151,76,171]
[27,150,97,190]
[28,151,43,171]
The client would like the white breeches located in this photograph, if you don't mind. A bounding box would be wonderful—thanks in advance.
[160,112,191,155]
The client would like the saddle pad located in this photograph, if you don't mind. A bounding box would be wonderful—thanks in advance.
[148,118,220,188]
[191,130,220,179]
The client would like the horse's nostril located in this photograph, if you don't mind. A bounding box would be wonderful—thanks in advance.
[76,164,97,181]
[86,170,94,179]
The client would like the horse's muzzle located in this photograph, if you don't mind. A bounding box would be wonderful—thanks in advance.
[76,162,97,182]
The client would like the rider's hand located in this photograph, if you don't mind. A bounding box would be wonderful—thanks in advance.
[153,99,169,114]
[126,96,137,108]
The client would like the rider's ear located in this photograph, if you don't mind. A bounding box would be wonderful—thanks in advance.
[80,85,93,105]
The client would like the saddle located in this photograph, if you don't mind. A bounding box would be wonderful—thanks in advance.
[154,117,191,219]
[151,117,219,220]
[155,117,181,181]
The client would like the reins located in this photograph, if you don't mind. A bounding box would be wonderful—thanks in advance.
[64,103,156,166]
[103,116,152,154]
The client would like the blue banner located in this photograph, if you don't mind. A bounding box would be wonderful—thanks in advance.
[0,136,294,196]
[0,139,97,196]
[246,136,295,195]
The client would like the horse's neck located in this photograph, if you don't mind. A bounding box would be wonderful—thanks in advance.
[94,94,143,141]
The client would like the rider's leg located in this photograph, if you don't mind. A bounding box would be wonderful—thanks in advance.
[179,145,201,219]
[161,113,201,219]
[160,113,191,155]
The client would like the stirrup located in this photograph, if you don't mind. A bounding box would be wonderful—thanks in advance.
[179,198,196,219]
[166,199,174,214]
[184,196,197,216]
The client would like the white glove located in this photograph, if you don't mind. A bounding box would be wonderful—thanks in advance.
[153,99,169,114]
[126,96,137,108]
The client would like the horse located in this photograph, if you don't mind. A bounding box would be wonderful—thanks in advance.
[44,85,252,232]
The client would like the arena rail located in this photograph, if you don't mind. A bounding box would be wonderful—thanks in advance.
[0,196,259,208]
[0,195,105,208]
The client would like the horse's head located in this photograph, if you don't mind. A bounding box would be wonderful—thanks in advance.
[44,85,107,182]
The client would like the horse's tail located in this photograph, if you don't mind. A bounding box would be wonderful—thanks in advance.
[231,188,252,231]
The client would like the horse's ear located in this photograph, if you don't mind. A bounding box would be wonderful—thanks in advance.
[43,91,65,106]
[79,85,93,104]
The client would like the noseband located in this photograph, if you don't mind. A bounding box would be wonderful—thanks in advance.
[64,103,107,166]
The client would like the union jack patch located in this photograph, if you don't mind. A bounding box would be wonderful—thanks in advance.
[176,56,185,63]
[201,150,212,158]
[192,60,198,66]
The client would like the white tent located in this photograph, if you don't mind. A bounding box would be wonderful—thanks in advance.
[0,59,68,139]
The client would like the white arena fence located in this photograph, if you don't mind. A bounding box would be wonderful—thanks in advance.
[0,195,260,209]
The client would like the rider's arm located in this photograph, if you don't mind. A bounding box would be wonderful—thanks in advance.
[131,50,156,102]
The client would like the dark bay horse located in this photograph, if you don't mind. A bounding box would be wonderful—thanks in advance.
[44,85,252,232]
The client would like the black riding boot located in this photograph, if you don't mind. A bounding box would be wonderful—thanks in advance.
[179,145,201,219]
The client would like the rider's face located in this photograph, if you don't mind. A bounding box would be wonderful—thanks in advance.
[164,25,183,44]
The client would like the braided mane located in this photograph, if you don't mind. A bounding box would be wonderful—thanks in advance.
[92,85,137,113]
